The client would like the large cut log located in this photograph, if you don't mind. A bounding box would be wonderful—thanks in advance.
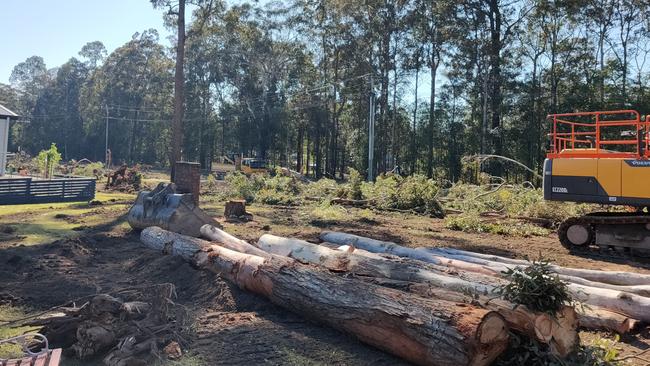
[256,234,495,295]
[320,232,650,322]
[141,227,509,366]
[375,279,578,357]
[255,234,579,356]
[428,247,650,287]
[577,306,639,335]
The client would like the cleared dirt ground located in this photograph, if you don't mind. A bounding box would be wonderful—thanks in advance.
[1,188,649,365]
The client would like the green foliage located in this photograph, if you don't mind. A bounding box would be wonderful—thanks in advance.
[445,213,550,237]
[302,178,345,200]
[347,168,363,200]
[308,202,348,224]
[72,162,105,178]
[223,170,301,205]
[36,143,62,178]
[256,169,302,205]
[496,335,622,366]
[495,260,572,314]
[362,175,399,209]
[224,172,265,202]
[443,183,597,227]
[360,174,443,216]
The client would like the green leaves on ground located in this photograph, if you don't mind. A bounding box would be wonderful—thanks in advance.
[495,260,572,314]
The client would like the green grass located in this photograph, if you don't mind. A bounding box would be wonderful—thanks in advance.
[0,190,134,246]
[0,306,39,359]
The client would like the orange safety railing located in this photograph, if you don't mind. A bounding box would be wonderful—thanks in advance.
[547,110,650,159]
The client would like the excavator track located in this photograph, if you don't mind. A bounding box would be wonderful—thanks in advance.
[558,212,650,256]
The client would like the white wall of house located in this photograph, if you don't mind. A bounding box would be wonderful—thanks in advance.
[0,117,9,176]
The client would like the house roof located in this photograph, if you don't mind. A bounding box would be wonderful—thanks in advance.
[0,104,19,120]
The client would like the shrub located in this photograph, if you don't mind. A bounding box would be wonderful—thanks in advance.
[224,172,265,202]
[396,174,441,215]
[302,178,345,200]
[347,168,363,200]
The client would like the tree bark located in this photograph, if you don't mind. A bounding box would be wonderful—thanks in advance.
[141,227,509,366]
[257,234,496,294]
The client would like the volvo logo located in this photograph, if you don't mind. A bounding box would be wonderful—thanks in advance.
[625,160,650,167]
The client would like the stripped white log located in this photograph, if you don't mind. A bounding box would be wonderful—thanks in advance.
[257,234,495,295]
[320,232,650,322]
[428,247,650,287]
[200,224,271,258]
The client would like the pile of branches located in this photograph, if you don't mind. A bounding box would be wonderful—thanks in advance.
[25,283,188,366]
[106,164,143,192]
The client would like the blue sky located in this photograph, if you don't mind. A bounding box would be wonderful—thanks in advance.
[1,0,173,83]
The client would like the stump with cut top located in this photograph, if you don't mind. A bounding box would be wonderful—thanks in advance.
[224,200,251,221]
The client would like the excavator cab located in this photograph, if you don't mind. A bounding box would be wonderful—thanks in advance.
[543,110,650,253]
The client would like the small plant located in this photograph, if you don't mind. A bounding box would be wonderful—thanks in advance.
[495,260,572,314]
[36,143,62,178]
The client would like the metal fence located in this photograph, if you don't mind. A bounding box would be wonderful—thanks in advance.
[0,177,96,205]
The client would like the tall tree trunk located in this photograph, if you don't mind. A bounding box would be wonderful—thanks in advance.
[488,0,503,175]
[412,65,419,174]
[170,0,186,180]
[296,125,304,173]
[427,37,438,178]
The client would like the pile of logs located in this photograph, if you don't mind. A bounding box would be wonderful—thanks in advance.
[106,164,142,191]
[139,225,650,365]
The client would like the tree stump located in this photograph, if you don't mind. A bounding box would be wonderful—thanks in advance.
[224,200,251,220]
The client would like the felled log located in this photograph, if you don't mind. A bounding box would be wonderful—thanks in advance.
[257,234,496,294]
[428,247,650,287]
[428,248,650,297]
[577,306,639,335]
[255,234,578,356]
[141,227,510,366]
[200,224,271,259]
[320,232,650,322]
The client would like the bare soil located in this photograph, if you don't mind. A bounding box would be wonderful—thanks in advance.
[2,197,650,365]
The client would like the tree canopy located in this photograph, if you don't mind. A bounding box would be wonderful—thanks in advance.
[2,0,649,181]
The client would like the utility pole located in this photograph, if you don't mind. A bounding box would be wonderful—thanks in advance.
[105,104,109,168]
[367,75,375,181]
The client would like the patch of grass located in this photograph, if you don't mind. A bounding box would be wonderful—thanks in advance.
[445,213,550,237]
[0,305,39,359]
[0,190,133,245]
[308,202,348,224]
